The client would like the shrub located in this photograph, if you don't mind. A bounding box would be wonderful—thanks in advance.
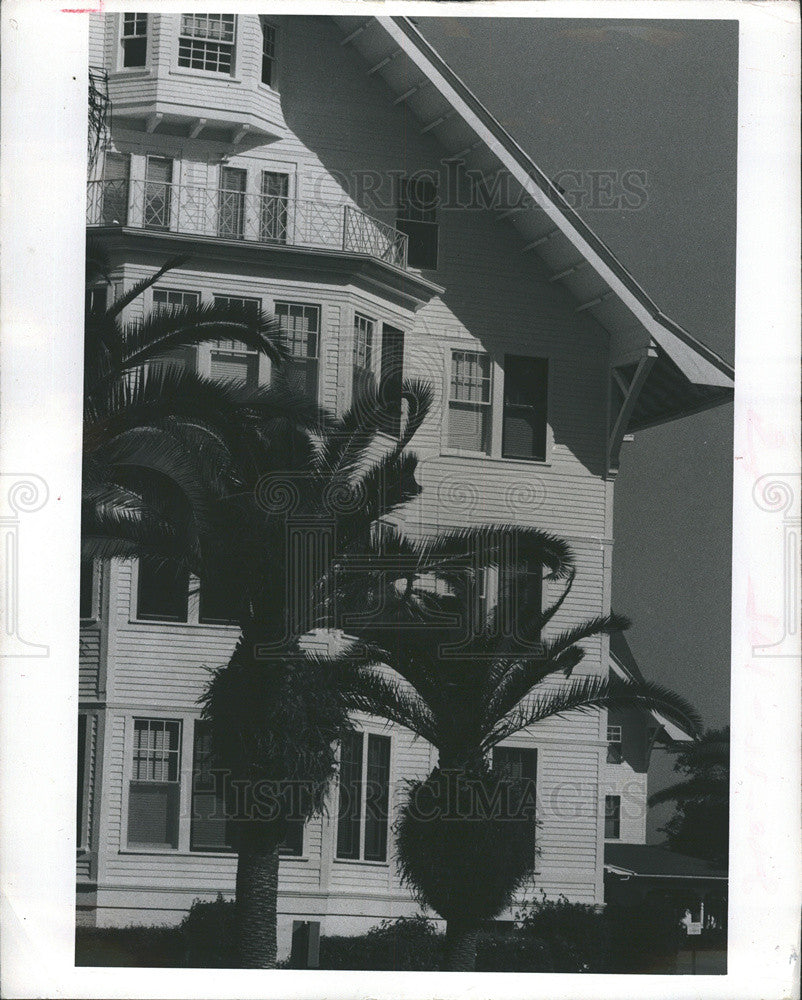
[516,893,609,972]
[319,914,442,970]
[75,924,183,967]
[179,894,237,968]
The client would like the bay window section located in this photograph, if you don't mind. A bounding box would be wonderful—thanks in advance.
[127,719,181,849]
[336,731,391,862]
[121,13,148,68]
[261,21,277,87]
[379,325,404,437]
[352,313,375,402]
[211,296,261,389]
[448,350,492,454]
[275,302,319,402]
[178,14,236,74]
[502,355,548,461]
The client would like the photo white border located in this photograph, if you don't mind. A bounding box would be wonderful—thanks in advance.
[1,1,799,998]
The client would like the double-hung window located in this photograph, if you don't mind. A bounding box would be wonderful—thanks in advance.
[379,325,405,437]
[190,720,233,852]
[604,794,621,839]
[607,725,623,764]
[127,719,182,849]
[502,355,548,461]
[151,289,199,375]
[136,560,190,623]
[499,556,543,640]
[210,295,261,391]
[352,313,375,402]
[448,350,492,454]
[260,21,277,87]
[275,302,320,403]
[121,13,148,68]
[336,731,391,862]
[178,14,236,74]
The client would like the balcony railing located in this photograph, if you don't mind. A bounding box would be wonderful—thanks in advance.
[86,179,409,270]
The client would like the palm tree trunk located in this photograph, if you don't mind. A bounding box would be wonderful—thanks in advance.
[235,825,281,968]
[444,917,479,971]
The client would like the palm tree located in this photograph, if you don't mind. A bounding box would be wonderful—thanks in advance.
[330,533,702,970]
[649,726,729,865]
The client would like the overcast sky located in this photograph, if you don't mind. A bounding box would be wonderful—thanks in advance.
[418,16,738,837]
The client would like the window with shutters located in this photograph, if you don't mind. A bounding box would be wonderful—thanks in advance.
[178,14,236,74]
[396,176,438,269]
[121,13,148,68]
[127,719,181,849]
[447,349,492,454]
[210,296,261,390]
[275,302,319,402]
[336,731,391,862]
[502,355,548,461]
[352,313,375,403]
[604,794,621,839]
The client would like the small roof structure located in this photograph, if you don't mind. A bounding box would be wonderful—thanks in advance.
[605,843,728,880]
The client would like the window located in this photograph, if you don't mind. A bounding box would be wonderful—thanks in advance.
[210,296,261,390]
[493,745,537,783]
[136,559,189,622]
[448,350,492,453]
[604,794,621,839]
[500,556,542,639]
[502,355,548,461]
[352,313,375,401]
[198,571,241,625]
[607,725,623,764]
[79,560,95,620]
[261,21,277,86]
[275,302,320,402]
[218,167,247,239]
[190,720,233,852]
[260,171,288,243]
[128,719,181,849]
[379,325,404,437]
[101,152,130,226]
[396,176,438,269]
[144,156,173,230]
[121,13,148,67]
[336,731,391,862]
[281,817,304,858]
[178,14,236,74]
[86,285,107,317]
[152,289,199,311]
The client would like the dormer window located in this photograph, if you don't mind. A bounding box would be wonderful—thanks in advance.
[121,13,148,68]
[178,14,236,74]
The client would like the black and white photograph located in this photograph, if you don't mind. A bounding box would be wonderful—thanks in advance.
[0,2,799,998]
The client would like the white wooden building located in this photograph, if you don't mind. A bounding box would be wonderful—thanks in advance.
[78,13,732,955]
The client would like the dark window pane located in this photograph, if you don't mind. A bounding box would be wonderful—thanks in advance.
[336,731,363,859]
[395,219,438,269]
[137,560,189,622]
[605,795,621,839]
[261,21,276,86]
[191,720,234,852]
[493,746,538,782]
[397,177,438,269]
[280,818,304,857]
[364,734,391,862]
[123,35,147,66]
[198,572,240,625]
[79,560,94,619]
[379,326,404,437]
[502,356,548,461]
[128,782,180,848]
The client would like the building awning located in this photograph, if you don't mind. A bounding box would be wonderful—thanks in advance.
[605,843,728,881]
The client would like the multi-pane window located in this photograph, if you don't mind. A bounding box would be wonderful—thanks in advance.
[379,325,405,437]
[607,725,623,764]
[136,559,189,622]
[336,731,391,862]
[178,14,236,74]
[604,794,621,839]
[260,172,289,243]
[352,313,375,401]
[396,176,438,269]
[448,350,492,453]
[502,355,548,461]
[79,560,95,620]
[210,296,261,391]
[144,156,172,230]
[121,13,148,68]
[128,719,182,849]
[261,21,277,87]
[275,302,320,402]
[152,289,199,311]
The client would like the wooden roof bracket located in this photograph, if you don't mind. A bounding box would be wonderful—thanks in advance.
[607,346,658,476]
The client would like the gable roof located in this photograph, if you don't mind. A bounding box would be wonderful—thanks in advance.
[609,633,694,743]
[337,16,734,434]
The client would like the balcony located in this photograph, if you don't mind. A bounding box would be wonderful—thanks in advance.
[86,179,409,270]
